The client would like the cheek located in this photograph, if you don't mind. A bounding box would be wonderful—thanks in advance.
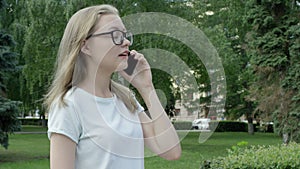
[90,42,106,56]
[95,46,123,69]
[88,44,112,64]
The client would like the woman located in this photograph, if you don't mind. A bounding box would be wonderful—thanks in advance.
[44,4,181,169]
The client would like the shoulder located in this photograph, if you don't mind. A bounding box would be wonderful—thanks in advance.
[48,88,79,122]
[47,88,82,143]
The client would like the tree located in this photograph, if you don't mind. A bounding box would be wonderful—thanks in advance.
[21,0,66,114]
[3,0,259,126]
[245,0,300,143]
[188,0,258,133]
[0,0,21,149]
[6,0,182,116]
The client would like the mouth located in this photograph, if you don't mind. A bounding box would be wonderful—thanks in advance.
[118,50,129,57]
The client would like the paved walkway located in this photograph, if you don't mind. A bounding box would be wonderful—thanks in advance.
[177,129,211,132]
[14,130,210,134]
[15,131,47,134]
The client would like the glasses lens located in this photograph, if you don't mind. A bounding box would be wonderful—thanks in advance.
[112,31,123,45]
[126,32,133,46]
[112,31,133,45]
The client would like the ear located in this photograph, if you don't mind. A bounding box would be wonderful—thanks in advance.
[81,40,91,55]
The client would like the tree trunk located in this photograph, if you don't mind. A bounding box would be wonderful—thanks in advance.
[248,123,254,135]
[40,114,46,127]
[247,117,254,135]
[282,133,290,145]
[42,117,46,127]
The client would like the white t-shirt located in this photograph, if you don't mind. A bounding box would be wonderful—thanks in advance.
[48,87,145,169]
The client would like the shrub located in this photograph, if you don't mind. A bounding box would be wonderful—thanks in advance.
[19,118,47,126]
[209,121,248,132]
[172,121,192,130]
[0,97,21,149]
[201,142,300,169]
[257,123,274,133]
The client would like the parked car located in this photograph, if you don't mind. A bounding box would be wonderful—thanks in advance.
[192,118,210,130]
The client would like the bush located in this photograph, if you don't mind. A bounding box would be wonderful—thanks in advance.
[257,123,274,133]
[19,118,47,126]
[0,97,21,149]
[172,121,192,130]
[209,121,248,132]
[201,142,300,169]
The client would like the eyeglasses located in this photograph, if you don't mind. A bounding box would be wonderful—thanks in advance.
[86,30,133,46]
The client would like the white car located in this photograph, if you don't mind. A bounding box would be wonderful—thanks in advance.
[192,118,210,130]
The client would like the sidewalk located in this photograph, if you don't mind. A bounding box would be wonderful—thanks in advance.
[15,131,47,134]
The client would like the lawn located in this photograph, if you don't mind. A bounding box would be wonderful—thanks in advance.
[0,126,282,169]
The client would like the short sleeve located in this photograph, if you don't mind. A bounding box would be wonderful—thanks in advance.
[47,99,81,144]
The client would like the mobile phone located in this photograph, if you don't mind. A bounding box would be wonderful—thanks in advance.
[124,54,138,75]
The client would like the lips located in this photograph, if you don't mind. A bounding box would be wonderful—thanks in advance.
[118,50,129,57]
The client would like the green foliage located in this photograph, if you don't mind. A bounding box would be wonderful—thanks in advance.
[0,0,21,149]
[19,118,45,126]
[3,0,250,120]
[245,0,300,142]
[172,121,192,130]
[5,0,194,113]
[273,108,300,143]
[0,132,282,168]
[201,142,300,169]
[190,0,257,123]
[210,121,248,132]
[231,140,249,152]
[3,0,297,139]
[0,31,18,93]
[0,97,21,149]
[21,0,66,107]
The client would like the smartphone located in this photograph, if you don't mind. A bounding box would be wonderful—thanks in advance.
[124,54,138,75]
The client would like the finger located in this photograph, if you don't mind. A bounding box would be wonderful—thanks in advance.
[134,53,144,60]
[129,50,137,56]
[137,56,149,67]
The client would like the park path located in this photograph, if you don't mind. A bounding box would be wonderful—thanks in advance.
[15,131,47,134]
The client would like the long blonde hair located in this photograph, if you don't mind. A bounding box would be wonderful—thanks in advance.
[44,4,137,113]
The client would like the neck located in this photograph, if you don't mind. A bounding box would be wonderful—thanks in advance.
[77,71,113,98]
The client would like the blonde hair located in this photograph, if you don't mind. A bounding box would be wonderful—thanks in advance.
[44,4,137,113]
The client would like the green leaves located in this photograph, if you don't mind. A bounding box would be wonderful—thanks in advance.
[20,0,66,105]
[202,142,300,168]
[0,96,21,149]
[1,0,298,141]
[0,30,18,97]
[246,0,300,142]
[0,7,20,149]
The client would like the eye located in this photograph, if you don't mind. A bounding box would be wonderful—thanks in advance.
[113,31,123,39]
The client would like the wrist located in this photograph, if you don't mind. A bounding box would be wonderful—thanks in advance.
[137,83,155,97]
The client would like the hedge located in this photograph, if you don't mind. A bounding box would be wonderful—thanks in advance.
[201,142,300,169]
[209,121,248,132]
[172,121,192,130]
[18,118,47,126]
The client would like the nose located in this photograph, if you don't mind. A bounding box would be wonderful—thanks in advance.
[122,37,131,46]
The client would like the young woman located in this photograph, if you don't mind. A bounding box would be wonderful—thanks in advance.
[44,4,181,169]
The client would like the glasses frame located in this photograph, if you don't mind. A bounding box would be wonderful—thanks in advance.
[86,30,133,46]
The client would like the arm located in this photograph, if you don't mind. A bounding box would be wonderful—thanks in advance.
[138,85,181,160]
[120,50,181,160]
[50,133,76,169]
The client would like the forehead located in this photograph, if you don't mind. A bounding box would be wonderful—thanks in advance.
[96,14,125,31]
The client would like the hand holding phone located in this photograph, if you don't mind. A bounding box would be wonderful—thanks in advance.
[124,54,138,75]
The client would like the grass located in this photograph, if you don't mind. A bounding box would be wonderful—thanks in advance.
[145,132,282,169]
[0,126,282,169]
